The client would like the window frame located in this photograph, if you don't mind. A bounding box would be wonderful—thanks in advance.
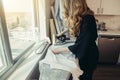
[0,26,8,73]
[0,0,13,76]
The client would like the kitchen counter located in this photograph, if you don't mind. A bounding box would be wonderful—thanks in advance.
[98,30,120,37]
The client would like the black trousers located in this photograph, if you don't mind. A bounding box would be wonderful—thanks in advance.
[80,69,94,80]
[69,58,97,80]
[69,69,94,80]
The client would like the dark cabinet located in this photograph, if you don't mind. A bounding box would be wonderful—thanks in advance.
[116,38,120,58]
[98,36,120,64]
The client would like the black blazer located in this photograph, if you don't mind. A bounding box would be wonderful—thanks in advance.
[68,14,99,70]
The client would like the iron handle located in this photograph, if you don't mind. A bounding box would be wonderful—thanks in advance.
[101,8,103,14]
[97,8,100,14]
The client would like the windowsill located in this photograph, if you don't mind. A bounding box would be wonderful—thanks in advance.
[7,54,41,80]
[13,42,35,62]
[9,38,35,60]
[7,47,48,80]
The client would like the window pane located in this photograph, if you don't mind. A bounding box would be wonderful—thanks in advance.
[0,58,3,68]
[0,39,4,68]
[3,0,36,59]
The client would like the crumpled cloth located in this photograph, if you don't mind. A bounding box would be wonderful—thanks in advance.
[39,45,83,80]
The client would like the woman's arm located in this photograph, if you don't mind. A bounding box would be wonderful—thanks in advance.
[68,15,96,59]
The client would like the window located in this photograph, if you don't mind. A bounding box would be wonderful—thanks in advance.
[0,0,39,77]
[2,0,36,60]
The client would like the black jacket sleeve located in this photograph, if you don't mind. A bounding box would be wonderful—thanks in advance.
[68,15,94,59]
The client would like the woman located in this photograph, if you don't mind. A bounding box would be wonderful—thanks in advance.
[52,0,99,80]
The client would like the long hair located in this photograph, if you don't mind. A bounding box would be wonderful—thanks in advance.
[61,0,94,37]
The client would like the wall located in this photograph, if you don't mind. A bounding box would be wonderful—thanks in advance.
[95,15,120,30]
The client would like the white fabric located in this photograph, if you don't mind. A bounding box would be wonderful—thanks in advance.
[39,44,83,80]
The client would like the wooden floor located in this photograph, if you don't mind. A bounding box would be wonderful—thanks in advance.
[93,64,120,80]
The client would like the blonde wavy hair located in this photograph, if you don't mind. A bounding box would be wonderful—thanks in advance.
[61,0,94,37]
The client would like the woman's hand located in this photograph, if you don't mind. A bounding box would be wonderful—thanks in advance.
[52,47,70,54]
[52,48,61,54]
